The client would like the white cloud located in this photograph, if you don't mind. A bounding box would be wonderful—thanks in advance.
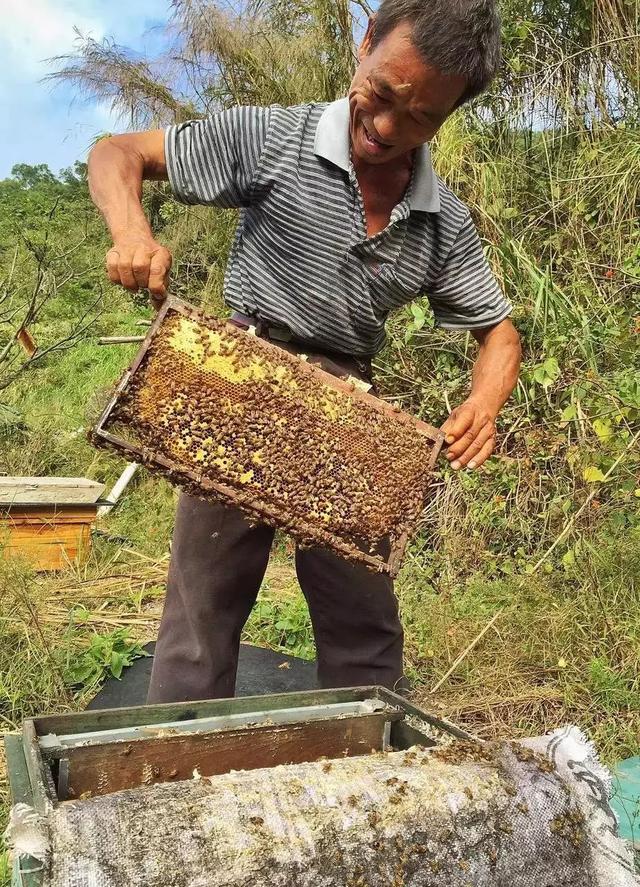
[0,0,171,176]
[1,0,105,79]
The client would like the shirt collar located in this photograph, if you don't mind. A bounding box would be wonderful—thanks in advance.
[313,97,441,213]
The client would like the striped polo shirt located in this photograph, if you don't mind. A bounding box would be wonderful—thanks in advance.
[165,99,511,356]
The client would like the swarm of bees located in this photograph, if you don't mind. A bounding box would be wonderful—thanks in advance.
[96,304,443,574]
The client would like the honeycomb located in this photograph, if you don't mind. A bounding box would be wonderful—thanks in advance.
[93,301,443,574]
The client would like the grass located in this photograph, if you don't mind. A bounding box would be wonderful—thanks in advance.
[1,318,637,761]
[402,527,640,762]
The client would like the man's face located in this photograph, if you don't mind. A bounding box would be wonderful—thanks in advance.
[348,21,467,166]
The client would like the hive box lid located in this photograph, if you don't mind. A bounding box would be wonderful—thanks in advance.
[0,476,106,505]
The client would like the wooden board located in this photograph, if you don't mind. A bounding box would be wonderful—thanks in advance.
[57,714,393,800]
[1,506,96,571]
[33,688,384,737]
[2,506,100,522]
[32,687,474,741]
[0,476,105,505]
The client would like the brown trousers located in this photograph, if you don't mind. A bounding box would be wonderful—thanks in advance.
[147,329,404,703]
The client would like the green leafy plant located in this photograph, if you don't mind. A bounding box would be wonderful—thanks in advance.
[59,628,150,691]
[245,595,315,661]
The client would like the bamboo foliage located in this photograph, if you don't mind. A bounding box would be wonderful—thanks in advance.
[175,0,357,106]
[497,0,639,127]
[49,29,198,127]
[50,0,360,125]
[48,0,639,137]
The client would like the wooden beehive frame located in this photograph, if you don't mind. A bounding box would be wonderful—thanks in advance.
[91,298,445,576]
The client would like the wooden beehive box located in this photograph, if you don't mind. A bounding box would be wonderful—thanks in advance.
[0,477,106,571]
[7,690,635,887]
[4,687,471,887]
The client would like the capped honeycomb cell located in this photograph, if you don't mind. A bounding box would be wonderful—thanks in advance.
[91,299,444,575]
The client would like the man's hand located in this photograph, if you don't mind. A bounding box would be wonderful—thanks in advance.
[438,319,521,471]
[106,236,172,308]
[441,397,497,471]
[88,131,170,308]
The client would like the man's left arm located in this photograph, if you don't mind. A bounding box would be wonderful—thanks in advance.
[441,318,521,470]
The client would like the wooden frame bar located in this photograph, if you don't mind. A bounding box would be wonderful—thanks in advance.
[54,711,402,800]
[38,699,390,747]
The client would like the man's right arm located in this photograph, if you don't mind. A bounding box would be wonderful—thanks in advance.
[88,131,172,305]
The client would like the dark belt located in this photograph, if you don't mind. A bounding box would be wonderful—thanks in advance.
[229,310,374,387]
[230,311,294,343]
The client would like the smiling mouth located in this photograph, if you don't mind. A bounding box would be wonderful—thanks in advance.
[363,124,392,151]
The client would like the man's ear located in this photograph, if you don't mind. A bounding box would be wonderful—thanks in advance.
[358,16,376,62]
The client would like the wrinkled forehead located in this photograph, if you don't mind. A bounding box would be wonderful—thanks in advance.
[368,65,414,96]
[364,29,435,101]
[365,45,467,115]
[365,63,434,113]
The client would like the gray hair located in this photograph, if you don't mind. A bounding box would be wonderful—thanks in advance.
[370,0,502,106]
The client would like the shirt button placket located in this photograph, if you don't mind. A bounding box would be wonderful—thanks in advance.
[347,164,367,254]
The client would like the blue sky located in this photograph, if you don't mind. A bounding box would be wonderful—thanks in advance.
[0,0,172,178]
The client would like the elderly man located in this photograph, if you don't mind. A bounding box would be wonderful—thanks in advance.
[89,0,521,702]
